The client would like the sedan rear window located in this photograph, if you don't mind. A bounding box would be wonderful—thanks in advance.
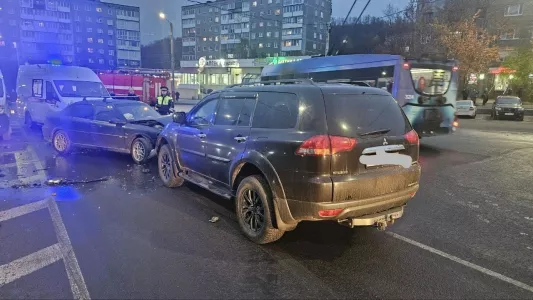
[324,93,411,137]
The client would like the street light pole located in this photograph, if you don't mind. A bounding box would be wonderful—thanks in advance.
[160,13,176,100]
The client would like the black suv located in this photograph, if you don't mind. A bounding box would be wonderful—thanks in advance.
[156,80,421,244]
[491,96,525,121]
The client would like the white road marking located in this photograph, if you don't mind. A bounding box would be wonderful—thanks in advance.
[0,199,48,222]
[47,198,91,300]
[0,244,63,287]
[388,232,533,293]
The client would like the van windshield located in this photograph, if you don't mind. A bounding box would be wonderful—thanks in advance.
[54,80,109,98]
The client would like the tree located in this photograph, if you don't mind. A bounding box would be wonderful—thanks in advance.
[503,44,533,101]
[434,16,500,85]
[141,37,182,69]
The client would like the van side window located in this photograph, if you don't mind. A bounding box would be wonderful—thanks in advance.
[32,79,43,97]
[46,81,59,100]
[253,92,298,129]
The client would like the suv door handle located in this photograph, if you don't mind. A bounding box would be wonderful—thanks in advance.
[196,133,206,138]
[234,135,247,142]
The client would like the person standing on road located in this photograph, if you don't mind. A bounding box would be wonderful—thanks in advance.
[156,86,174,115]
[482,89,489,106]
[175,91,180,102]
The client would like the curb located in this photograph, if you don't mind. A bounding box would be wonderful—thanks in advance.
[477,108,533,116]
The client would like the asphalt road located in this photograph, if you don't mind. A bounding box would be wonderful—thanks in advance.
[1,116,532,299]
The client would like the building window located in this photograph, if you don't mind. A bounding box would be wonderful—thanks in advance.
[74,5,79,10]
[252,1,257,6]
[275,9,281,15]
[96,7,102,12]
[108,30,114,35]
[274,42,278,48]
[505,4,523,16]
[107,20,113,25]
[215,17,219,22]
[320,12,324,18]
[99,49,104,54]
[97,18,103,23]
[314,32,317,38]
[97,29,103,34]
[500,29,518,40]
[258,32,263,37]
[259,43,263,48]
[259,22,264,27]
[313,43,317,49]
[315,10,318,16]
[89,58,95,63]
[86,16,92,22]
[108,40,113,45]
[108,9,113,15]
[251,33,256,39]
[88,48,94,53]
[266,32,271,37]
[319,34,323,40]
[88,38,93,43]
[98,38,104,43]
[109,60,114,65]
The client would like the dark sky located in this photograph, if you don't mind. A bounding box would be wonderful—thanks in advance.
[105,0,409,45]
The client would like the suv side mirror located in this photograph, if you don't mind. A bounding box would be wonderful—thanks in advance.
[173,112,186,124]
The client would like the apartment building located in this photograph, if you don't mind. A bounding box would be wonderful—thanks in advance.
[489,1,533,59]
[180,0,332,61]
[0,0,140,70]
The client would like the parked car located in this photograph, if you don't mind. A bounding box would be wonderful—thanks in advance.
[43,99,170,163]
[455,100,477,118]
[492,96,525,121]
[156,80,421,244]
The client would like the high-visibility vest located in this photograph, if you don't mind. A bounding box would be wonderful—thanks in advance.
[157,95,172,105]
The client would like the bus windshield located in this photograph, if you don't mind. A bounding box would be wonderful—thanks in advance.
[410,67,451,95]
[54,80,109,98]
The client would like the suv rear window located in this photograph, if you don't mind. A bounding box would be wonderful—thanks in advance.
[252,92,298,129]
[324,93,411,137]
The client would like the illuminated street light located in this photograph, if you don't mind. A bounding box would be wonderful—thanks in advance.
[159,12,176,99]
[159,12,166,19]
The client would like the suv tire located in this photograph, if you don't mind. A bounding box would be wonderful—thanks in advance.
[158,144,184,188]
[131,137,152,164]
[236,175,284,244]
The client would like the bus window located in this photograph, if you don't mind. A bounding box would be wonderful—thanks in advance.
[410,68,451,95]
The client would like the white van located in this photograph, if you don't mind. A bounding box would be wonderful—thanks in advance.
[0,69,10,138]
[17,65,109,126]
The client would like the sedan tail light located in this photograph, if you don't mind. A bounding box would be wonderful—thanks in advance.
[404,129,419,146]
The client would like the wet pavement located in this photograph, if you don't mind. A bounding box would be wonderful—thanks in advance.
[1,116,533,299]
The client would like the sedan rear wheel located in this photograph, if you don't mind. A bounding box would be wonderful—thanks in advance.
[53,130,72,155]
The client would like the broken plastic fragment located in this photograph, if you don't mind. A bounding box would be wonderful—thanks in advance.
[209,216,219,223]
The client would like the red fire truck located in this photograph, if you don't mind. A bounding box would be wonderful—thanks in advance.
[96,69,171,104]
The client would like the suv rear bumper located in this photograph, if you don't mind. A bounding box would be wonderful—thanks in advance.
[285,184,418,222]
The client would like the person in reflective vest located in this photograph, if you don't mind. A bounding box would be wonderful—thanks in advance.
[156,86,173,115]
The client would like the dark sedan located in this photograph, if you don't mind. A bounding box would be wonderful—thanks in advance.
[492,96,525,121]
[42,99,171,163]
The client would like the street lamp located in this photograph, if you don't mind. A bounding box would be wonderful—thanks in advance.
[159,12,176,100]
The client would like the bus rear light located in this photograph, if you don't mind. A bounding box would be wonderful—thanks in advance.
[403,62,410,70]
[404,129,419,146]
[295,135,357,156]
[453,66,459,72]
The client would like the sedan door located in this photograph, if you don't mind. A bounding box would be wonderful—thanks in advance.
[60,103,96,146]
[176,94,219,177]
[205,92,256,187]
[91,105,127,151]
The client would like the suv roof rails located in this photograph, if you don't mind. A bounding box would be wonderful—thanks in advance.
[227,79,315,88]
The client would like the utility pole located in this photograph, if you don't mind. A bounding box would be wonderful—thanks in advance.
[324,23,331,56]
[159,13,176,99]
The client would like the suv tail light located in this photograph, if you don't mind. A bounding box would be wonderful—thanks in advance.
[295,135,357,156]
[404,129,419,146]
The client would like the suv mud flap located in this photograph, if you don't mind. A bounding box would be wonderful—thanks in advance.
[337,206,404,230]
[273,197,298,232]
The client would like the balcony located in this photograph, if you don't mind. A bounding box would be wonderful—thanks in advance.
[282,44,302,51]
[183,39,196,46]
[221,39,241,44]
[182,13,195,19]
[282,34,303,40]
[117,15,140,22]
[58,6,71,12]
[283,11,303,17]
[282,22,303,29]
[183,22,195,29]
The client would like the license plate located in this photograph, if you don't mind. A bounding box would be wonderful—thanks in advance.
[505,113,514,116]
[424,109,440,120]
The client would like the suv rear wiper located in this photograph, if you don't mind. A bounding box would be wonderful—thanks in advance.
[358,128,391,136]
